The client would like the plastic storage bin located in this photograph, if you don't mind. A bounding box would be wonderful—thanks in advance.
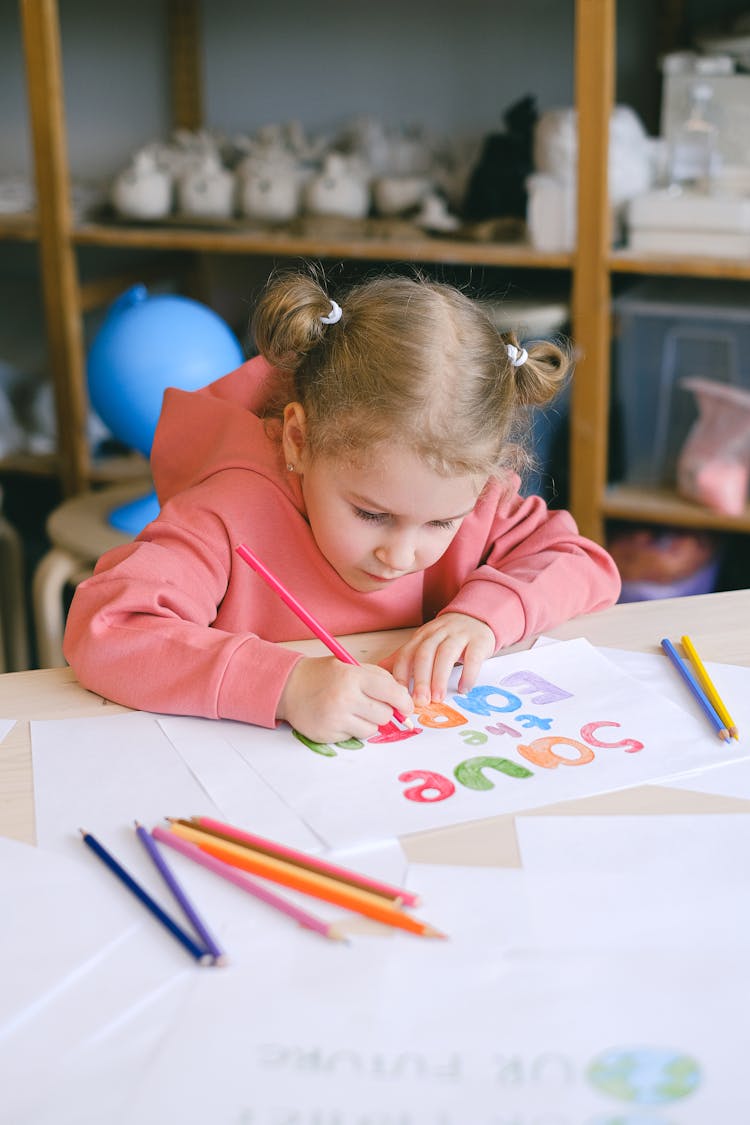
[613,279,750,486]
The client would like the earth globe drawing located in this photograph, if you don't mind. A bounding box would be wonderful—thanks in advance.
[87,284,244,533]
[586,1045,701,1106]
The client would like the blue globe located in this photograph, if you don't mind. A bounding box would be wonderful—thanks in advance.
[587,1046,701,1106]
[87,285,244,533]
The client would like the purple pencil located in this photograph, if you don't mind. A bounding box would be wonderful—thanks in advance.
[152,825,348,943]
[134,821,227,965]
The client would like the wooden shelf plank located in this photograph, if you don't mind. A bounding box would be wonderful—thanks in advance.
[611,250,750,282]
[88,453,150,484]
[0,452,60,478]
[0,213,39,241]
[72,222,574,269]
[0,450,149,484]
[602,484,750,533]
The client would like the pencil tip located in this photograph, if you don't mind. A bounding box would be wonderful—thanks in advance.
[78,827,86,837]
[328,927,349,943]
[424,925,448,939]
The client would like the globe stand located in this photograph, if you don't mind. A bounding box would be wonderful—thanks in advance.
[107,489,160,535]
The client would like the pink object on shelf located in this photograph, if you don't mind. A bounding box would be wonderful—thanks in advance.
[677,377,750,516]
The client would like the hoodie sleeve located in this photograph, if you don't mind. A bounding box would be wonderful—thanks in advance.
[62,495,303,729]
[436,486,621,648]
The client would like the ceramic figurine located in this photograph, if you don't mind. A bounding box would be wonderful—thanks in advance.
[236,151,302,223]
[414,192,461,232]
[111,150,172,220]
[177,153,235,219]
[372,175,432,216]
[303,153,370,219]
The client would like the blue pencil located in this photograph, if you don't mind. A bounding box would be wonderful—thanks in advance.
[134,820,227,965]
[79,829,214,965]
[660,638,730,742]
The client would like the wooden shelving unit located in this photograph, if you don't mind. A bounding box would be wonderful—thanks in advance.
[72,221,574,269]
[10,0,750,546]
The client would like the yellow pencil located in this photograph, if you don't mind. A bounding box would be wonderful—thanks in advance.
[681,634,739,741]
[168,821,445,939]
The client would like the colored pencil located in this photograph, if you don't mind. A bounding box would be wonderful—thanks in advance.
[168,820,445,939]
[78,829,213,965]
[660,638,730,742]
[152,826,348,942]
[681,634,739,741]
[134,821,227,965]
[235,542,412,729]
[172,815,420,908]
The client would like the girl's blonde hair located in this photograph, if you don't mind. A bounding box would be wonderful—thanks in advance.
[252,267,571,479]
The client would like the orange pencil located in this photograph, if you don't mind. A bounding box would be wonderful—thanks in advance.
[168,821,444,939]
[170,815,420,907]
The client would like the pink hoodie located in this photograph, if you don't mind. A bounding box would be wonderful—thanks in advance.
[63,356,621,727]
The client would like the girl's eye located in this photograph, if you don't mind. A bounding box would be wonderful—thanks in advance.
[354,507,388,524]
[430,519,456,531]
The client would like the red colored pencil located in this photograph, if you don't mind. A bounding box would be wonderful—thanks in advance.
[235,542,412,728]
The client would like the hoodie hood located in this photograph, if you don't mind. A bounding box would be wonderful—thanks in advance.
[150,355,289,504]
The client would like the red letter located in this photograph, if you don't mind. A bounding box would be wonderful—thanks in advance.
[399,770,455,803]
[580,721,644,754]
[368,722,422,744]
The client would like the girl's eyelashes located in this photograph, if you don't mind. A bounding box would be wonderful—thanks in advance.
[353,506,388,524]
[429,519,456,531]
[352,506,456,531]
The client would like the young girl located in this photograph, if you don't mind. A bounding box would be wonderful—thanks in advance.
[64,269,620,743]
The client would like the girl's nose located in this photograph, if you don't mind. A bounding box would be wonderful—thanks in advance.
[374,535,416,573]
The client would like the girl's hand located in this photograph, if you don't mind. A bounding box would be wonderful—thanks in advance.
[276,656,414,744]
[382,613,496,708]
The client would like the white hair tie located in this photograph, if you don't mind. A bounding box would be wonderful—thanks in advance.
[320,299,342,325]
[506,344,528,367]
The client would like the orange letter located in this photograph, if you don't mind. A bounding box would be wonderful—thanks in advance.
[416,701,468,729]
[517,736,594,769]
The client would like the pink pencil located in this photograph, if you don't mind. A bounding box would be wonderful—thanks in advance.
[151,826,348,942]
[235,542,412,727]
[182,814,420,908]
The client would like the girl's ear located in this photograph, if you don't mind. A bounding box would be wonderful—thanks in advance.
[281,402,308,470]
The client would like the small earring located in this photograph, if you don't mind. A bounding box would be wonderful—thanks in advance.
[286,463,295,473]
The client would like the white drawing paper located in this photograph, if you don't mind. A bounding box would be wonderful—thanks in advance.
[216,638,747,847]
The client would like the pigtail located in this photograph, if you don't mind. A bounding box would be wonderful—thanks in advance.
[501,332,572,409]
[251,267,338,372]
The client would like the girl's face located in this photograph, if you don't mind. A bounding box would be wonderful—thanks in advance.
[296,443,485,594]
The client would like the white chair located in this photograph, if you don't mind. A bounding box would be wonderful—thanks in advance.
[32,483,144,668]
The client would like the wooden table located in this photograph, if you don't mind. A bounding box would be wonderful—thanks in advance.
[2,589,749,856]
